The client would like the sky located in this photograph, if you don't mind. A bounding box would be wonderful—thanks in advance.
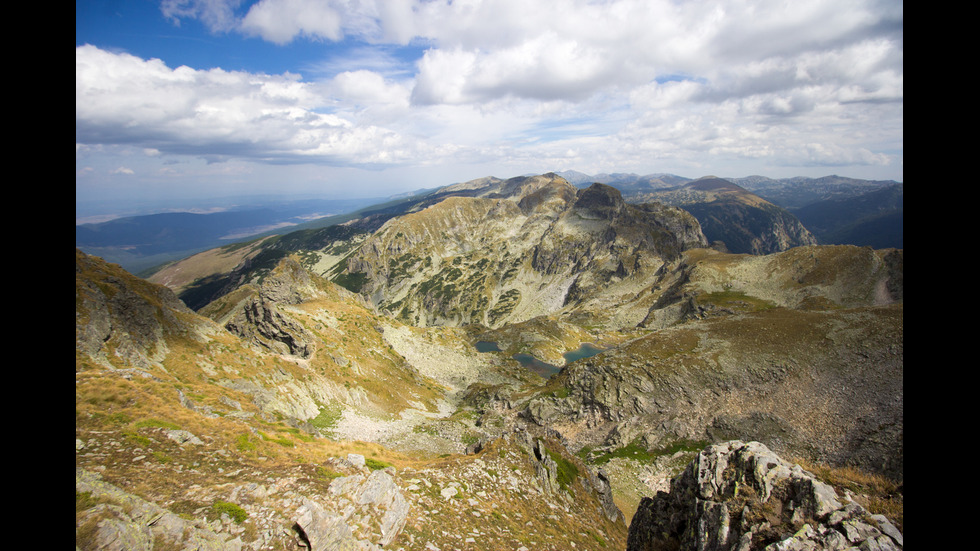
[76,0,903,220]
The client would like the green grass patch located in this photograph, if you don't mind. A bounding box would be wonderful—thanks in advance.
[258,431,295,448]
[152,451,173,463]
[591,438,708,465]
[365,457,393,471]
[235,434,256,452]
[315,466,343,480]
[311,403,343,434]
[123,431,153,447]
[211,501,247,524]
[545,387,570,399]
[547,449,580,492]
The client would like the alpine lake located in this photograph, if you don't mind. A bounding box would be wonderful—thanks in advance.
[475,341,605,378]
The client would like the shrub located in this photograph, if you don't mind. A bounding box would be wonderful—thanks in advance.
[235,434,256,452]
[212,501,247,524]
[365,457,393,471]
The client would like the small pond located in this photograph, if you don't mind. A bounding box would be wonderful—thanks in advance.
[475,341,605,379]
[562,343,604,364]
[474,341,502,352]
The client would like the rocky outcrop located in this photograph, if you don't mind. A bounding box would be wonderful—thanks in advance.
[224,295,316,358]
[75,249,207,370]
[523,304,904,480]
[76,468,243,551]
[217,257,324,358]
[626,441,903,551]
[629,178,818,255]
[294,465,409,550]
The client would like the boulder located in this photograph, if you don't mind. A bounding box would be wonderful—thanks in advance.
[626,441,903,551]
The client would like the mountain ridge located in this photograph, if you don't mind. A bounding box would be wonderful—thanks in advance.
[77,171,903,550]
[334,175,707,329]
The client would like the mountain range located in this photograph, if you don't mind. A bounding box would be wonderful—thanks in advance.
[76,172,903,550]
[75,172,902,275]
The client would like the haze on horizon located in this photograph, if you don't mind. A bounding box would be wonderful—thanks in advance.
[76,0,903,219]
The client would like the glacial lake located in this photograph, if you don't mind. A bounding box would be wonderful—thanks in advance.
[474,341,502,352]
[476,341,605,378]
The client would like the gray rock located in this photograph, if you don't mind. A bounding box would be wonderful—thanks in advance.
[294,499,364,551]
[626,441,902,551]
[76,469,242,551]
[165,429,204,445]
[346,453,366,468]
[871,514,903,547]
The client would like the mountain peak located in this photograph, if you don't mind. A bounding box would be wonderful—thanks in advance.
[573,182,627,219]
[687,177,742,192]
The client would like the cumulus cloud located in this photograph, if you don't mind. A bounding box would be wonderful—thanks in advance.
[82,0,902,181]
[240,0,345,44]
[75,44,426,167]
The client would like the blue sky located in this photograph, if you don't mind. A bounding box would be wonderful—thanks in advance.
[77,0,903,220]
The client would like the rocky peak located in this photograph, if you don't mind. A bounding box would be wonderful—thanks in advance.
[215,258,328,358]
[573,182,628,220]
[627,440,904,551]
[487,172,575,201]
[256,256,325,305]
[517,175,579,215]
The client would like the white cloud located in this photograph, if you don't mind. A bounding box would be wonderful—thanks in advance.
[80,0,902,190]
[75,44,428,167]
[240,0,345,44]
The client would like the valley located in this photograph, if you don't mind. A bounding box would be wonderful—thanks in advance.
[76,173,902,551]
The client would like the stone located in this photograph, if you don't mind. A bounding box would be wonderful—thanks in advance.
[346,453,366,468]
[626,441,902,551]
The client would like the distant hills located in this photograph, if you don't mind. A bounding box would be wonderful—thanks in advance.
[74,197,382,274]
[619,177,818,255]
[792,184,904,248]
[76,171,903,275]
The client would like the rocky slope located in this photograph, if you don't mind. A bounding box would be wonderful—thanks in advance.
[334,173,706,329]
[521,246,904,481]
[626,440,903,551]
[76,248,216,371]
[76,249,629,550]
[628,178,817,255]
[523,303,903,474]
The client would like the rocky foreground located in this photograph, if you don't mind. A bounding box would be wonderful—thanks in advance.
[627,441,903,551]
[77,435,902,550]
[76,426,627,550]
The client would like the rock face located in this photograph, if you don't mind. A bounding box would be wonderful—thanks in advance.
[523,304,904,480]
[336,174,707,329]
[630,178,818,255]
[75,249,208,370]
[627,441,903,551]
[217,257,324,358]
[76,469,243,551]
[294,467,410,550]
